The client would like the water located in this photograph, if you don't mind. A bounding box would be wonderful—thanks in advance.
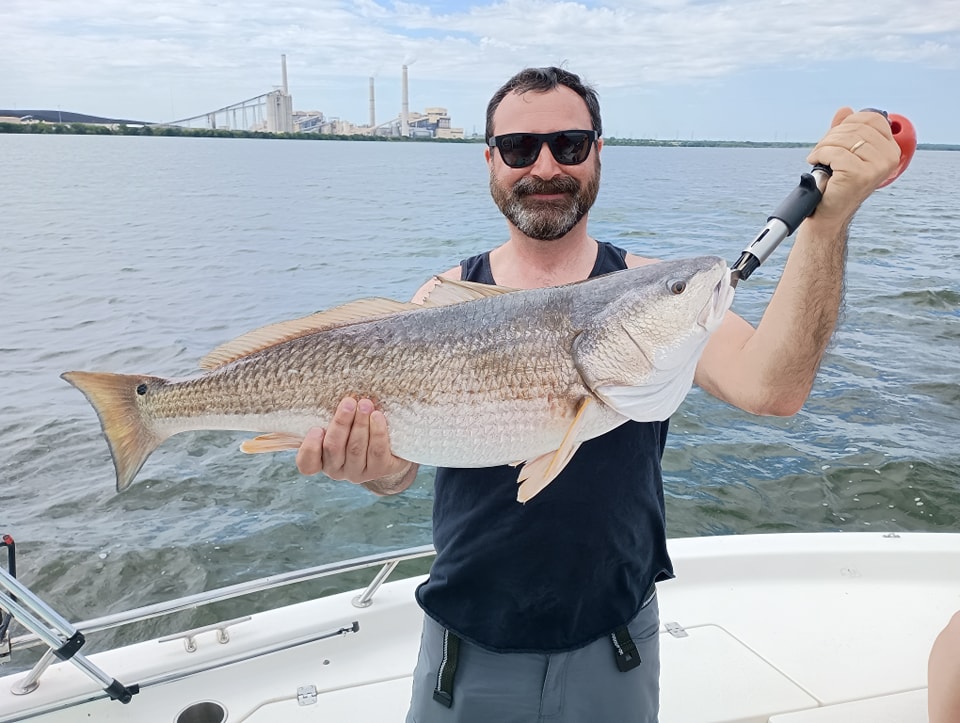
[1,134,958,657]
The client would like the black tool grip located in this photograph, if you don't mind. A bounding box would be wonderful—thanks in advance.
[769,165,832,234]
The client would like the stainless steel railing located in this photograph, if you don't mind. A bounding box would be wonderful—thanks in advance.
[6,543,436,655]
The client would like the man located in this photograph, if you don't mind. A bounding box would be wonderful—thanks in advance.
[297,67,900,721]
[929,611,960,723]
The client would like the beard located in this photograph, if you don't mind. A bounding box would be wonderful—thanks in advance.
[489,161,601,241]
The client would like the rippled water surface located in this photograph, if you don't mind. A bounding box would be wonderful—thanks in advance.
[1,135,958,658]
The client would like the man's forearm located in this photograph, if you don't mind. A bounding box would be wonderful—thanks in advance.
[699,218,850,417]
[747,218,850,411]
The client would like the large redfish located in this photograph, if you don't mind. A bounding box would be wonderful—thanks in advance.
[63,256,734,502]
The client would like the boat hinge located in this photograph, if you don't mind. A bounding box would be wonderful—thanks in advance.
[158,616,252,653]
[297,684,318,706]
[664,621,689,638]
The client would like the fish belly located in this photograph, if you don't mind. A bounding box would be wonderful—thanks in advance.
[383,394,628,467]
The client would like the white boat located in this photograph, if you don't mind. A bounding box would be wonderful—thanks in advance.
[1,531,956,723]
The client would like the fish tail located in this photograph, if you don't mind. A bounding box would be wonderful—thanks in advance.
[61,371,166,492]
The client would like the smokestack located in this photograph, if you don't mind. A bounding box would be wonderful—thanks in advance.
[401,64,409,137]
[369,77,376,128]
[281,54,289,96]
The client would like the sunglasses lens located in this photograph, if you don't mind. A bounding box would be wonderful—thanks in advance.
[550,132,591,165]
[499,134,541,168]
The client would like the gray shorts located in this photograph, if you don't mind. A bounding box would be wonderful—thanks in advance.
[406,593,660,723]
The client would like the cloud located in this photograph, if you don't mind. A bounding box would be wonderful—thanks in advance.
[1,0,956,138]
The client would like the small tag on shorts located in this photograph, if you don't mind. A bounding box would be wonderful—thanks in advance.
[611,626,643,672]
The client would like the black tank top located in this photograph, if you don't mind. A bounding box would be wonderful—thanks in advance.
[415,241,675,652]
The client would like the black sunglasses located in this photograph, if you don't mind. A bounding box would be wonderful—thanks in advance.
[487,130,599,169]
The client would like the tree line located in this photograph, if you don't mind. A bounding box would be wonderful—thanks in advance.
[0,121,476,142]
[2,121,956,150]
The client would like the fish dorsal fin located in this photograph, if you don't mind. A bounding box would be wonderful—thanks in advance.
[419,276,519,307]
[198,298,416,370]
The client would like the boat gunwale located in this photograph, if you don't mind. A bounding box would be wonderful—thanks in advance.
[8,543,436,654]
[12,530,960,654]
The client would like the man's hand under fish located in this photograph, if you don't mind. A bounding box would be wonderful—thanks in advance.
[296,397,416,496]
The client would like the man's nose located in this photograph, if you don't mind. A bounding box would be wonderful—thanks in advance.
[527,141,562,177]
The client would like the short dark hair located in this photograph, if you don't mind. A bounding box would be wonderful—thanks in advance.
[485,66,602,142]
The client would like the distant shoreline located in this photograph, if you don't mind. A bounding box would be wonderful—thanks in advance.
[1,121,957,151]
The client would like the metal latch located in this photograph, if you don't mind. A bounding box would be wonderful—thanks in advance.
[664,621,688,638]
[297,685,318,706]
[158,616,252,653]
[0,630,11,664]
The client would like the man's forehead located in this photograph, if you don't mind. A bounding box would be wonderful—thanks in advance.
[492,86,592,134]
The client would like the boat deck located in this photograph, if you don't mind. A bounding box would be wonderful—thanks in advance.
[1,532,955,723]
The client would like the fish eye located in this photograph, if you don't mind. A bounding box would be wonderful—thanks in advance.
[668,279,687,295]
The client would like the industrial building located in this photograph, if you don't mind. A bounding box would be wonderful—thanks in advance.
[2,58,463,139]
[299,64,464,139]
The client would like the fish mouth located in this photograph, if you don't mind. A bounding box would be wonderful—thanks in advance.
[698,267,736,330]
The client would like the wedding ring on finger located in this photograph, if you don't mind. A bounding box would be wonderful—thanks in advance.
[850,138,867,155]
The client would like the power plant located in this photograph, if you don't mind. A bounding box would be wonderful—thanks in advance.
[293,61,463,139]
[2,57,463,138]
[177,55,465,138]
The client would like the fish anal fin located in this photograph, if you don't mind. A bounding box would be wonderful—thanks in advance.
[515,397,592,503]
[240,433,305,454]
[199,299,417,370]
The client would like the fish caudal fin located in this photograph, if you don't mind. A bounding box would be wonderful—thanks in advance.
[516,397,592,503]
[61,371,166,492]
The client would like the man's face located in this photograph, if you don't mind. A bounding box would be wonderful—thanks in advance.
[487,86,601,241]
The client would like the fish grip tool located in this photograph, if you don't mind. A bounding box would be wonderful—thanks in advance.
[731,111,917,284]
[0,536,139,703]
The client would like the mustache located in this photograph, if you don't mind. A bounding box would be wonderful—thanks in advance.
[513,175,581,197]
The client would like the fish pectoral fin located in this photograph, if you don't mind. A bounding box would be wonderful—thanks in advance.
[240,433,305,454]
[515,398,592,503]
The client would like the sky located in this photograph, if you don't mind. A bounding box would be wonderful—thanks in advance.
[1,0,957,143]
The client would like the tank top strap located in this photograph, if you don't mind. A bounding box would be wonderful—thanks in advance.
[459,252,495,284]
[591,241,629,275]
